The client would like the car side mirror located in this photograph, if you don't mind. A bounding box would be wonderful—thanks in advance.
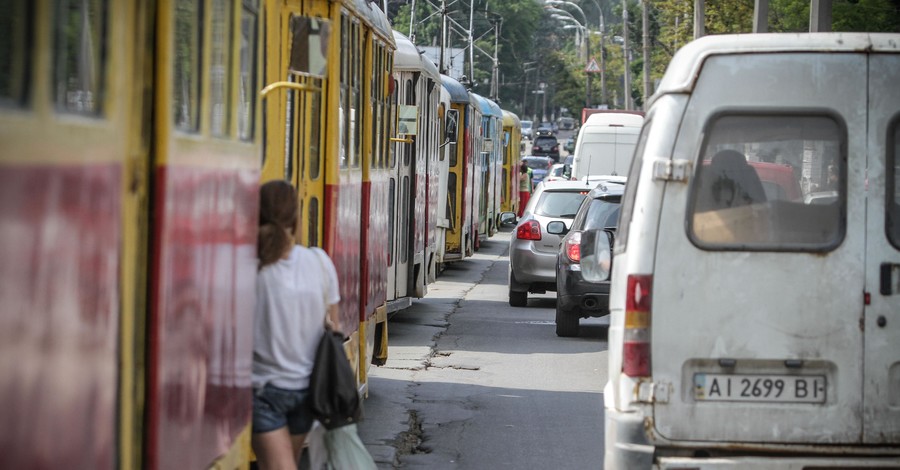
[580,229,614,282]
[499,211,517,226]
[546,220,568,235]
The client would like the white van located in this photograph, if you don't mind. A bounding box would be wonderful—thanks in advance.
[591,33,900,469]
[570,111,644,180]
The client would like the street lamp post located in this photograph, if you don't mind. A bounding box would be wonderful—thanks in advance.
[546,0,594,108]
[579,0,607,106]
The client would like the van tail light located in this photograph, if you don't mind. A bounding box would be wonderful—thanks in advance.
[564,232,581,262]
[623,274,652,377]
[516,220,542,241]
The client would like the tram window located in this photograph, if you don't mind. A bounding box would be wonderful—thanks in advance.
[350,21,361,168]
[401,175,409,264]
[288,16,328,77]
[388,179,395,266]
[404,79,413,167]
[309,196,319,248]
[309,91,322,179]
[173,0,202,131]
[448,173,457,228]
[238,0,258,141]
[339,15,350,169]
[53,0,107,116]
[210,0,232,137]
[0,0,31,107]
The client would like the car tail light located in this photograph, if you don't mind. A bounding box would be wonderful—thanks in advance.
[532,145,539,153]
[564,232,581,262]
[516,220,542,240]
[623,274,652,377]
[552,145,559,152]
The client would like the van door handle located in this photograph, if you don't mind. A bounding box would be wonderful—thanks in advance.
[879,263,900,295]
[880,263,899,295]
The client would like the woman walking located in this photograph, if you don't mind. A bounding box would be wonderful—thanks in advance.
[251,180,340,469]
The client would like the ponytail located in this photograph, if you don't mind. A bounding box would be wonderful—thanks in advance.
[258,180,298,269]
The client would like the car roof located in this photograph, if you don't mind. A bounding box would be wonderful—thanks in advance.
[587,182,625,198]
[538,180,598,191]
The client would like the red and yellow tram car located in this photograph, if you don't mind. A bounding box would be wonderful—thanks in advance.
[1,1,262,468]
[501,110,523,218]
[259,0,395,392]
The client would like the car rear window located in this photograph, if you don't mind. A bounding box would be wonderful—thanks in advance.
[535,190,587,218]
[535,136,557,145]
[581,198,621,230]
[524,158,551,170]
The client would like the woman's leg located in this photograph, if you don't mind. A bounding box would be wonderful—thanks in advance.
[290,432,309,463]
[252,427,297,470]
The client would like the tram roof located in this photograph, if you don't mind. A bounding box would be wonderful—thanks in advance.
[392,31,440,81]
[352,0,394,42]
[441,75,469,104]
[343,0,393,43]
[652,32,900,108]
[469,93,502,117]
[502,110,520,127]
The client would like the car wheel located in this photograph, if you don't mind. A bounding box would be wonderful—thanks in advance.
[555,304,579,337]
[509,289,527,307]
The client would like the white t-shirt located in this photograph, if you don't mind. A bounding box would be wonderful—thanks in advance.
[252,245,340,389]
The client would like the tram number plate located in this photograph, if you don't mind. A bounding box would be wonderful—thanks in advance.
[694,374,826,403]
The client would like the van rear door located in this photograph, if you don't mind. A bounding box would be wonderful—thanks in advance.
[650,51,867,444]
[863,52,900,444]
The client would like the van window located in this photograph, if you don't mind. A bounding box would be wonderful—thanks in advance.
[688,114,844,250]
[887,118,900,247]
[614,118,652,253]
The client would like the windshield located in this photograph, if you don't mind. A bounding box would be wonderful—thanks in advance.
[534,191,588,218]
[524,158,551,170]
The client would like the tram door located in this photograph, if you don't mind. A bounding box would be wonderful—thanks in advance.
[271,7,329,247]
[387,79,417,302]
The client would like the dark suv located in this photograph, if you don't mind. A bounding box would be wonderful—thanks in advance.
[531,135,560,161]
[548,181,623,337]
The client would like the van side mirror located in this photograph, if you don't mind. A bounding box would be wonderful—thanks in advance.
[581,229,614,282]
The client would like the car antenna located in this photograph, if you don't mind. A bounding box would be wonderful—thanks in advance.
[585,151,594,186]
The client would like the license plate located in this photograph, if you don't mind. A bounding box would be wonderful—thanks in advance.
[694,374,826,403]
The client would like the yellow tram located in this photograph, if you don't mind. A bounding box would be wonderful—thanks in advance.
[259,0,394,395]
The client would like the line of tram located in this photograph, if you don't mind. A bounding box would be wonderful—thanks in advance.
[0,1,520,468]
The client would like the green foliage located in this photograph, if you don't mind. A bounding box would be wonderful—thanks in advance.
[390,0,900,115]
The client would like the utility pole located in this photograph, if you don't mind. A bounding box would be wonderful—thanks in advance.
[586,29,593,108]
[468,0,475,85]
[622,0,631,109]
[642,0,650,106]
[599,11,607,106]
[490,16,501,102]
[439,0,448,74]
[410,0,417,43]
[694,0,705,38]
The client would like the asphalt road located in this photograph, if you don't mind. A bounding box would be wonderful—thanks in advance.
[357,228,610,469]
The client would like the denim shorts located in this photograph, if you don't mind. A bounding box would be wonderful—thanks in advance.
[252,384,314,435]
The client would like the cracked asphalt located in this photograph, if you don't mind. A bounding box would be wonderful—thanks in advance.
[356,227,609,469]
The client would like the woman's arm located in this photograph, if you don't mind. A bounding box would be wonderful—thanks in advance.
[325,303,340,331]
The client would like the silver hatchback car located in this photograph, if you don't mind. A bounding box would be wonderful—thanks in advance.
[508,180,594,306]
